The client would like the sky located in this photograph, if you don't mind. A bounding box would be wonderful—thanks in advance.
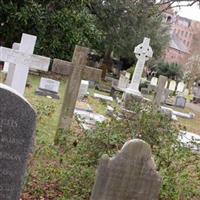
[174,2,200,21]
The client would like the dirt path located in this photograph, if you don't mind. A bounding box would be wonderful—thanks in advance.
[186,102,200,113]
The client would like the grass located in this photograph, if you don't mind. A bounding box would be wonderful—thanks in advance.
[0,73,200,199]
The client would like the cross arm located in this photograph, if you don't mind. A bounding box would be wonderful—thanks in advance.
[51,59,73,76]
[0,47,50,71]
[82,66,102,82]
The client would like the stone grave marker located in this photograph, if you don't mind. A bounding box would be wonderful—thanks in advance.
[175,95,186,108]
[150,77,158,86]
[153,75,168,107]
[117,73,130,90]
[183,88,189,96]
[52,46,102,142]
[2,43,20,74]
[0,84,36,200]
[91,139,161,200]
[35,77,60,99]
[125,71,131,79]
[78,80,89,99]
[94,93,113,102]
[0,33,50,95]
[168,80,176,92]
[176,82,185,94]
[125,37,153,97]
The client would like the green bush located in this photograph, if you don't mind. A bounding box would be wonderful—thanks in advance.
[76,102,200,200]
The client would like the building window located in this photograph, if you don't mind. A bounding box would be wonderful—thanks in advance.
[185,32,188,37]
[181,31,184,36]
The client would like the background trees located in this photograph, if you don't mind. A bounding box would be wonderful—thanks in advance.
[0,0,169,63]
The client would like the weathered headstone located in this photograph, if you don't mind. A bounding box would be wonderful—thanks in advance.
[78,80,89,99]
[153,75,168,107]
[168,80,176,92]
[175,96,186,108]
[125,37,153,97]
[0,33,50,95]
[91,139,161,200]
[35,77,60,99]
[0,84,36,200]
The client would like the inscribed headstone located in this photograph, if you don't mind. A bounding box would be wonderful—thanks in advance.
[91,139,161,200]
[0,84,36,200]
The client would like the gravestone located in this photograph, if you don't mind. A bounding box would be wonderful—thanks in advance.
[183,88,189,96]
[78,80,89,99]
[168,80,176,92]
[91,139,161,200]
[0,33,50,95]
[0,84,36,200]
[125,37,153,97]
[150,77,158,86]
[175,96,186,108]
[2,43,20,74]
[35,77,60,99]
[118,74,130,90]
[176,82,185,94]
[53,46,102,142]
[153,75,168,107]
[94,93,113,102]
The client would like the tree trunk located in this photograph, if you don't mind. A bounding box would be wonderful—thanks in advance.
[100,47,113,80]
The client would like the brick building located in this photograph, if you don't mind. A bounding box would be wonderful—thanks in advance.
[161,2,200,69]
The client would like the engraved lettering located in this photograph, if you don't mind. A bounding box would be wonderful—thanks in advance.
[0,152,21,161]
[0,136,24,145]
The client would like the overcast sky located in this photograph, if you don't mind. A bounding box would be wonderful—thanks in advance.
[174,2,200,21]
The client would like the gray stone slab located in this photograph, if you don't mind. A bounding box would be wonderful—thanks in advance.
[0,84,36,200]
[35,88,60,99]
[93,93,113,102]
[39,77,60,93]
[175,96,186,108]
[91,139,161,200]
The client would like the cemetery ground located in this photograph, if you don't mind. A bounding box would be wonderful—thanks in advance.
[1,73,200,199]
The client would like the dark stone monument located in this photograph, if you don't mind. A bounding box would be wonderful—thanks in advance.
[175,95,186,108]
[91,139,161,200]
[0,84,36,200]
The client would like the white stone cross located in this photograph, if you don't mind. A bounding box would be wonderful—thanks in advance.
[125,37,153,96]
[0,33,50,95]
[2,43,20,74]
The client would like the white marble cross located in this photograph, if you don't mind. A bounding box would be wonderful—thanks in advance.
[0,33,50,95]
[126,37,153,96]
